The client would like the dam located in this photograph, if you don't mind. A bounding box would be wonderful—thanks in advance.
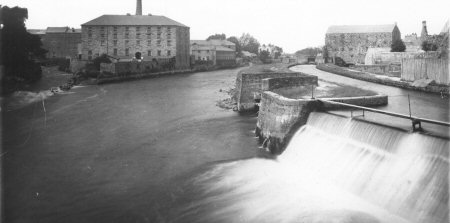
[163,112,449,223]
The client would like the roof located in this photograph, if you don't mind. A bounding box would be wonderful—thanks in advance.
[82,15,188,27]
[191,45,216,51]
[45,27,81,34]
[326,24,397,34]
[215,46,234,52]
[190,39,235,46]
[46,27,70,33]
[28,29,46,35]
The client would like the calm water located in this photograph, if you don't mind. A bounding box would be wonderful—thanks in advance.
[2,68,266,223]
[3,66,449,223]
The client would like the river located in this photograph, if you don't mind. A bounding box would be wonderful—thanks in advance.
[2,68,266,223]
[2,65,448,223]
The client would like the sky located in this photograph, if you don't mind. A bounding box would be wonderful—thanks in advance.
[2,0,449,53]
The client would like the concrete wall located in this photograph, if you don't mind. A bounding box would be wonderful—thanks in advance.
[401,58,449,85]
[235,71,317,111]
[43,32,81,59]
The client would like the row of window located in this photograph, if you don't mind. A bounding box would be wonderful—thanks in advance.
[88,49,172,57]
[112,49,171,57]
[99,39,172,47]
[88,26,174,39]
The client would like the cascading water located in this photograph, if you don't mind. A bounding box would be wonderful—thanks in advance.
[164,112,448,223]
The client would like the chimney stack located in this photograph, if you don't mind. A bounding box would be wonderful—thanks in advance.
[136,0,142,15]
[421,20,428,39]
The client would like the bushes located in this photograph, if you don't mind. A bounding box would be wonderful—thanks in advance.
[391,39,406,52]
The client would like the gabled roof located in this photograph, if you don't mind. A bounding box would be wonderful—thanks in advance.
[28,29,46,35]
[215,46,235,52]
[191,39,235,46]
[82,15,188,27]
[46,27,70,33]
[326,24,397,34]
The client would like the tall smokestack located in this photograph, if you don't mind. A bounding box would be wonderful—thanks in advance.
[136,0,142,15]
[421,20,428,39]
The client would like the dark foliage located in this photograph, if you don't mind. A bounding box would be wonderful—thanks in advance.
[259,50,270,64]
[391,39,406,52]
[1,5,48,93]
[206,33,226,41]
[295,47,322,57]
[227,36,241,54]
[239,33,260,54]
[92,54,112,71]
[421,40,438,52]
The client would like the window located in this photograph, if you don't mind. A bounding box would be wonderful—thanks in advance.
[100,33,105,38]
[88,50,92,60]
[113,27,118,32]
[125,48,129,56]
[136,33,141,39]
[167,40,172,46]
[125,33,129,39]
[148,50,152,56]
[113,40,117,46]
[101,40,105,46]
[167,50,171,56]
[198,50,200,53]
[136,27,140,32]
[157,40,161,46]
[125,40,129,45]
[113,33,117,39]
[113,48,118,56]
[147,40,151,46]
[157,50,161,56]
[88,27,92,38]
[137,40,140,45]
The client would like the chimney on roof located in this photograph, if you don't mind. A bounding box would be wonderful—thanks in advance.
[136,0,142,15]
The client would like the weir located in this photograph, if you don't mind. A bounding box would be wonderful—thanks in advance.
[169,112,449,223]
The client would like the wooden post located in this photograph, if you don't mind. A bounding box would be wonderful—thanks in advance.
[408,94,412,117]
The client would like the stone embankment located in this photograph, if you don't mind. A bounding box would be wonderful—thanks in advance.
[316,63,450,95]
[235,64,317,112]
[254,73,388,154]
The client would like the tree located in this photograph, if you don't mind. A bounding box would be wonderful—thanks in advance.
[239,33,260,54]
[390,39,406,52]
[259,50,270,63]
[421,40,438,52]
[226,36,241,54]
[206,33,226,41]
[322,45,329,63]
[1,6,47,92]
[295,47,322,57]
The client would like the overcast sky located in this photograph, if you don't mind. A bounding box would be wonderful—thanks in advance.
[3,0,449,53]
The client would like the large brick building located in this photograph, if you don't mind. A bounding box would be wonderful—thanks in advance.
[42,27,82,59]
[325,24,401,64]
[81,14,190,69]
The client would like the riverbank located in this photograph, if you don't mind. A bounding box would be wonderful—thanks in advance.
[316,63,450,96]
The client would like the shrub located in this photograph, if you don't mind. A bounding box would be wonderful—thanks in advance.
[421,40,438,52]
[391,39,406,52]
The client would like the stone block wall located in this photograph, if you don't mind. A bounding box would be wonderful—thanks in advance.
[326,32,393,64]
[262,76,318,91]
[235,71,317,111]
[256,91,318,154]
[81,25,190,69]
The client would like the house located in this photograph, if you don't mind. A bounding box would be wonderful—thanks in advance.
[80,1,190,69]
[325,24,401,64]
[41,27,82,59]
[190,40,236,66]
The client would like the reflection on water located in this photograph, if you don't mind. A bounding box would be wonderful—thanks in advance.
[164,113,448,223]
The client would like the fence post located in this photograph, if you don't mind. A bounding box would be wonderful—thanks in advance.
[408,94,412,117]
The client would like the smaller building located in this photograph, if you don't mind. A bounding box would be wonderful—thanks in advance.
[190,40,236,66]
[42,27,82,59]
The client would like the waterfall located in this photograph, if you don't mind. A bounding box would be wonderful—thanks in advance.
[165,112,448,223]
[279,112,448,223]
